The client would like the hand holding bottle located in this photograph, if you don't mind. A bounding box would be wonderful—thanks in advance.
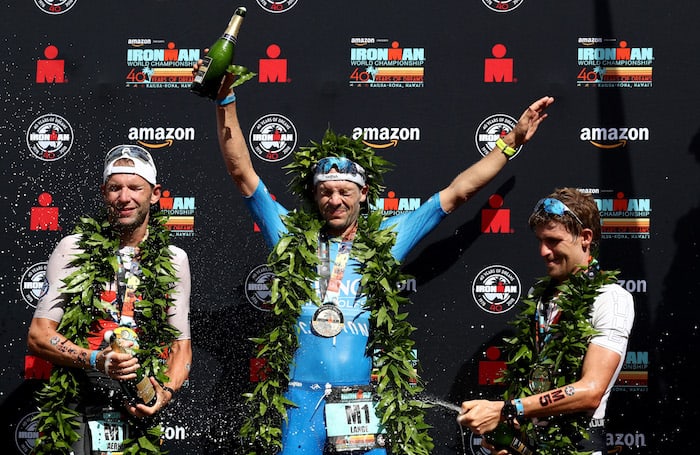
[93,331,138,381]
[458,399,535,455]
[484,424,534,455]
[193,50,239,101]
[191,7,247,99]
[105,327,157,406]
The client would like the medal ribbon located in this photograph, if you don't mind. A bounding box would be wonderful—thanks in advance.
[535,297,560,353]
[313,227,357,340]
[317,226,356,304]
[113,247,140,328]
[530,285,560,394]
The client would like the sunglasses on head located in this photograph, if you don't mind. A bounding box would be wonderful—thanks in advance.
[314,157,365,177]
[532,198,584,226]
[104,145,154,167]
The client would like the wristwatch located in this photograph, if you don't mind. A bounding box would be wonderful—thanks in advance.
[501,400,517,422]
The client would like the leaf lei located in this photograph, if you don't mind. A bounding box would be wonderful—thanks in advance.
[500,265,620,455]
[284,128,393,209]
[33,211,180,455]
[240,209,434,454]
[226,64,257,88]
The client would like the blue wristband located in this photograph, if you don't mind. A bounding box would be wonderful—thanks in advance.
[216,93,236,106]
[89,350,98,369]
[514,398,525,416]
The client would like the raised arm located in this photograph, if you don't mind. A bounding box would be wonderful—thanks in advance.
[439,96,555,213]
[214,74,260,196]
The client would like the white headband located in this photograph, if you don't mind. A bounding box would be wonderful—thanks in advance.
[103,145,157,185]
[313,172,366,187]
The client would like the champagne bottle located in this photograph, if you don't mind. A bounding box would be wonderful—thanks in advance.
[191,6,247,99]
[106,327,157,406]
[486,424,535,455]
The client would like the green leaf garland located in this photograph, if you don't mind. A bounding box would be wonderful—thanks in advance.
[500,265,620,455]
[240,209,434,454]
[226,64,257,88]
[360,211,434,455]
[283,128,393,209]
[33,211,180,455]
[240,210,322,453]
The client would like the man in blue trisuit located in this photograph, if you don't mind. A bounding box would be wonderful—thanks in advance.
[210,69,554,454]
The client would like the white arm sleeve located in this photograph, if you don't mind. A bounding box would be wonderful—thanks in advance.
[590,283,635,356]
[33,235,82,322]
[589,283,635,419]
[167,245,192,340]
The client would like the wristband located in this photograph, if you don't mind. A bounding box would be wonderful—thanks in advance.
[514,398,525,416]
[496,138,518,158]
[89,350,98,370]
[216,93,236,106]
[162,386,176,398]
[501,400,517,422]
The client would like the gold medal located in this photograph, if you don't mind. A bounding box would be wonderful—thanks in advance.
[311,304,344,337]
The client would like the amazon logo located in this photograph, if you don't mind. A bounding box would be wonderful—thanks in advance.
[350,37,376,46]
[351,126,421,149]
[580,126,649,149]
[127,126,196,149]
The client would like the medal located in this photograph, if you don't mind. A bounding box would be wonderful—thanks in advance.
[313,230,355,338]
[311,304,344,337]
[529,364,552,393]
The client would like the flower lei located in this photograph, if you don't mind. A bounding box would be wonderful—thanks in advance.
[33,211,180,455]
[500,262,620,455]
[239,129,433,454]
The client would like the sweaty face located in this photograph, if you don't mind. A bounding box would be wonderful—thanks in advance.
[314,179,367,237]
[102,173,160,234]
[533,220,591,282]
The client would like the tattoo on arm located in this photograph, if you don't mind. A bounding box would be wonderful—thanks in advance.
[78,350,89,366]
[538,386,575,407]
[52,336,89,366]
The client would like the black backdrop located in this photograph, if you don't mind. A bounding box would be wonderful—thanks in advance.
[2,1,698,453]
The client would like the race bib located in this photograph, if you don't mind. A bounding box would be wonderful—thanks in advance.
[87,410,128,454]
[324,385,387,452]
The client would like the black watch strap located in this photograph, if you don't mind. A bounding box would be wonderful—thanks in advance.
[501,400,517,422]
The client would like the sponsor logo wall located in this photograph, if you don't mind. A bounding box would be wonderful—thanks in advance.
[2,1,697,453]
